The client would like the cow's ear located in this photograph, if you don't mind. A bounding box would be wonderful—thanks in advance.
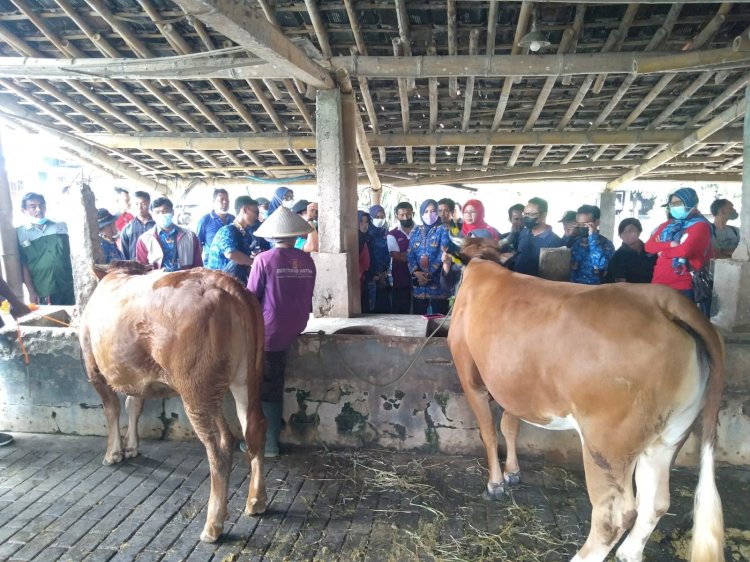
[92,265,109,282]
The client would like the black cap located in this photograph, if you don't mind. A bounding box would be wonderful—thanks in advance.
[97,208,117,228]
[559,210,577,223]
[291,199,310,214]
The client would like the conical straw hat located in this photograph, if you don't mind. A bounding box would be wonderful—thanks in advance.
[254,205,314,238]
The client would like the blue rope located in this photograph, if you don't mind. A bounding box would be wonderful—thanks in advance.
[245,174,315,183]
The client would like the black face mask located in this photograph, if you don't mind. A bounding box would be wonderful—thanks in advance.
[522,216,538,229]
[399,218,414,228]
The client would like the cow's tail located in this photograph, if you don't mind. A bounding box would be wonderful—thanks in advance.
[662,293,725,562]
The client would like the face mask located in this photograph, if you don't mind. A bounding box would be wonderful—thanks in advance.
[30,216,49,226]
[422,211,438,226]
[729,210,739,221]
[282,200,295,209]
[523,216,538,229]
[372,218,386,229]
[311,220,318,229]
[399,218,414,228]
[260,209,269,220]
[155,213,174,229]
[669,206,690,220]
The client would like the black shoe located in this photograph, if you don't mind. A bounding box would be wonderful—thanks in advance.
[0,433,15,447]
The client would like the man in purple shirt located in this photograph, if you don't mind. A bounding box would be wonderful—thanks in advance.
[246,206,315,457]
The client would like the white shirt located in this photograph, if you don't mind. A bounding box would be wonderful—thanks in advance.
[386,224,414,253]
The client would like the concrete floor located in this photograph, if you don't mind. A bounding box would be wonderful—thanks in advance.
[0,434,748,561]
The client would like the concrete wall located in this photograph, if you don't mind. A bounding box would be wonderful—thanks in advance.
[1,312,748,467]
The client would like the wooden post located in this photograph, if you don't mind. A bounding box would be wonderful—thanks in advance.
[734,82,750,261]
[0,131,22,299]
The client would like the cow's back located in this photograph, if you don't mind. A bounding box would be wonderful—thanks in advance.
[82,269,263,397]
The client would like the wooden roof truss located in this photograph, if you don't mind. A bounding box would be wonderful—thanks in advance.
[0,0,747,188]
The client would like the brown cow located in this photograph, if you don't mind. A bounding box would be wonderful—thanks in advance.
[79,262,267,543]
[449,238,724,562]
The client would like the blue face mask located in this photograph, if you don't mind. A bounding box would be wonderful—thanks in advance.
[155,213,174,229]
[669,205,690,220]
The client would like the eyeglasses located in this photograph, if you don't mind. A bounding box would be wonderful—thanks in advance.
[668,200,684,208]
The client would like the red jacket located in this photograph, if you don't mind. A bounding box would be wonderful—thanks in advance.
[645,219,712,290]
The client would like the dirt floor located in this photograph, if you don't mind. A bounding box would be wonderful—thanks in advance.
[0,434,748,561]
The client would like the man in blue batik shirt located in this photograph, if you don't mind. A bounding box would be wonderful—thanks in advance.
[569,204,615,285]
[207,196,269,284]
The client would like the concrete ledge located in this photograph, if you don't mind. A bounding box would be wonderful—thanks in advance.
[1,314,748,467]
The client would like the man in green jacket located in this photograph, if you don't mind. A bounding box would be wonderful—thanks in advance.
[16,192,75,305]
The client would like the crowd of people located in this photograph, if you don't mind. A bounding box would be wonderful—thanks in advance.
[10,186,741,318]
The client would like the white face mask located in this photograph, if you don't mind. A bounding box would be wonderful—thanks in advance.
[282,200,295,209]
[372,218,386,228]
[155,213,174,229]
[422,211,438,226]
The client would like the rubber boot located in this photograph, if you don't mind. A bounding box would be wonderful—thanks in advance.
[261,401,282,458]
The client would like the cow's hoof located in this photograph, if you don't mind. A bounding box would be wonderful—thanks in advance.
[245,496,268,516]
[123,447,139,460]
[504,471,521,487]
[102,452,123,465]
[481,482,505,501]
[200,524,222,543]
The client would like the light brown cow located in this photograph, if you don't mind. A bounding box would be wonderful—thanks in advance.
[79,262,267,543]
[448,239,724,562]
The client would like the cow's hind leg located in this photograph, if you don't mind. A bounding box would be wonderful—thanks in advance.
[124,396,144,459]
[573,446,637,562]
[80,336,124,466]
[453,349,505,500]
[501,412,522,486]
[230,364,268,517]
[183,401,234,543]
[86,370,124,465]
[615,440,677,562]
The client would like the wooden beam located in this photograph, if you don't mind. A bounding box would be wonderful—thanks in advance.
[591,3,639,94]
[83,128,744,151]
[606,97,746,190]
[428,44,438,167]
[386,156,729,188]
[338,49,750,79]
[510,0,749,3]
[1,47,748,82]
[481,0,531,167]
[394,0,415,92]
[392,38,412,164]
[534,29,620,167]
[337,68,382,200]
[508,27,574,168]
[457,29,480,168]
[172,0,333,89]
[304,0,333,58]
[447,0,458,98]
